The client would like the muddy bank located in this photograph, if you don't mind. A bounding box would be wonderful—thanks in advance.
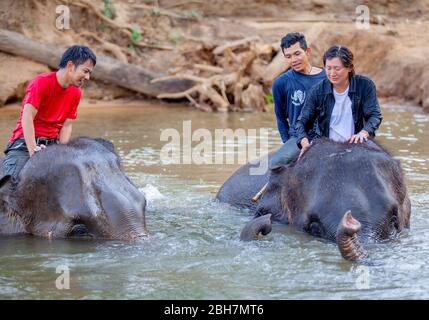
[0,0,428,112]
[244,18,429,112]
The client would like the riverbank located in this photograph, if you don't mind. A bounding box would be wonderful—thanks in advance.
[1,95,425,113]
[0,0,428,112]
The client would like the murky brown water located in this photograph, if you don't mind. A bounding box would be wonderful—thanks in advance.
[0,100,428,299]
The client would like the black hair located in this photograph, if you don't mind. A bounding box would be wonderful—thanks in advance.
[323,45,355,77]
[58,45,97,69]
[280,32,308,51]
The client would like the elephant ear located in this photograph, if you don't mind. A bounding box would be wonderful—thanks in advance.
[0,174,11,188]
[0,175,19,214]
[0,175,12,201]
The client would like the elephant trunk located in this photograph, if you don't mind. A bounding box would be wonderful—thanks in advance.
[240,214,272,241]
[336,211,369,261]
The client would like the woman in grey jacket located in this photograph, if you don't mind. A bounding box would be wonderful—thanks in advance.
[295,45,383,157]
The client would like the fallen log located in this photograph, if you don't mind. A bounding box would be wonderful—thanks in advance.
[151,36,274,112]
[213,36,260,55]
[0,29,193,97]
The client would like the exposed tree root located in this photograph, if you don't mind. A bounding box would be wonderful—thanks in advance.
[59,0,174,51]
[78,31,128,63]
[152,37,278,112]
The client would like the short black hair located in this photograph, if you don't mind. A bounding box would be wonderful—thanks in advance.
[323,45,355,77]
[58,45,97,69]
[280,32,308,51]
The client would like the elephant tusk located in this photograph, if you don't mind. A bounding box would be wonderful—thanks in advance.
[251,182,268,203]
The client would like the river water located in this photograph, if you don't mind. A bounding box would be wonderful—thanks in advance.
[0,101,428,299]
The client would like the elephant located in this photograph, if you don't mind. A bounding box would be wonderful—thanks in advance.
[217,138,411,261]
[217,148,287,223]
[0,137,147,241]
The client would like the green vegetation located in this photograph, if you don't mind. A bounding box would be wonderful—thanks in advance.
[127,43,136,52]
[130,28,142,43]
[181,10,200,19]
[25,20,36,30]
[151,7,161,16]
[97,23,109,32]
[168,29,183,45]
[102,0,116,20]
[265,92,274,105]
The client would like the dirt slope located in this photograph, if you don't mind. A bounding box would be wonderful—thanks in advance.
[0,0,428,111]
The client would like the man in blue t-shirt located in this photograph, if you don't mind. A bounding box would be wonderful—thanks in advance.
[270,32,326,168]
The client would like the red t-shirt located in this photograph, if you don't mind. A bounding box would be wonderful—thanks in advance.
[9,71,81,142]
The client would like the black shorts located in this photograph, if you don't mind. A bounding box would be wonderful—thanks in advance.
[2,137,58,180]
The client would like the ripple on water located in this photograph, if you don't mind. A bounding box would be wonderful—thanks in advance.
[0,105,428,299]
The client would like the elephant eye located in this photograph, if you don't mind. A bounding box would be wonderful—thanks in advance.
[270,166,285,174]
[305,219,324,238]
[70,224,87,235]
[385,204,399,233]
[68,222,92,238]
[390,214,399,231]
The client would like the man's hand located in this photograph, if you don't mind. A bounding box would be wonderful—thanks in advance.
[349,130,369,144]
[30,144,46,157]
[298,138,310,161]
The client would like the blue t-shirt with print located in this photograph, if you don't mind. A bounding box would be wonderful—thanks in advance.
[272,68,326,142]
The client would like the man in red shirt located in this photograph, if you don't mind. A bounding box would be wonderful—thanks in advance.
[2,45,96,180]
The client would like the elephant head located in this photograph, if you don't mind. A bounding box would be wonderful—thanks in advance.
[0,137,147,241]
[238,139,411,261]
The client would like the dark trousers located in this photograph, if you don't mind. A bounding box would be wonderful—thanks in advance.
[2,138,58,181]
[269,136,300,170]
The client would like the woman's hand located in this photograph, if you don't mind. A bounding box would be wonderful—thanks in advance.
[298,138,310,160]
[349,130,369,144]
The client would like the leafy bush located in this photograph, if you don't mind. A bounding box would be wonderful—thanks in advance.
[102,0,116,19]
[265,92,274,105]
[130,28,142,42]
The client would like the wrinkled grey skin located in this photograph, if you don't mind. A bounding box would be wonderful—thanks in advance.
[240,214,272,241]
[0,137,147,241]
[218,139,411,261]
[216,149,286,223]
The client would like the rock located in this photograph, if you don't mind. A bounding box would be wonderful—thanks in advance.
[0,52,49,106]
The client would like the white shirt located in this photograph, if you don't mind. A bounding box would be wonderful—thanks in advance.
[329,86,355,142]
